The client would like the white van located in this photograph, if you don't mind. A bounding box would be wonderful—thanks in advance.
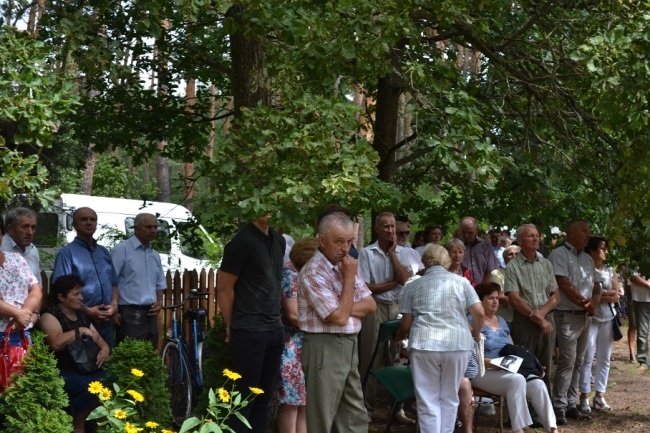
[35,194,215,273]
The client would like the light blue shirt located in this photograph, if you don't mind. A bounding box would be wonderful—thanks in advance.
[1,234,41,286]
[400,266,479,352]
[111,236,166,306]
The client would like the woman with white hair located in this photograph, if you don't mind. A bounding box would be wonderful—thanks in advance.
[397,244,485,433]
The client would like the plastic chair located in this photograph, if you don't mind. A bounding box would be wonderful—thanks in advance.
[472,387,505,433]
[361,319,402,391]
[371,366,416,433]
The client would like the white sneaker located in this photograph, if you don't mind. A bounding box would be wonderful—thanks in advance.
[395,409,416,424]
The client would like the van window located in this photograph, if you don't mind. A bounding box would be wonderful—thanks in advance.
[34,212,60,247]
[124,217,172,253]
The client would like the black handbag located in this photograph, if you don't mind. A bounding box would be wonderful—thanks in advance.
[66,323,101,374]
[610,304,623,342]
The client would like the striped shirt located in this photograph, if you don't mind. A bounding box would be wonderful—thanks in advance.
[399,266,480,352]
[504,252,558,310]
[297,249,372,334]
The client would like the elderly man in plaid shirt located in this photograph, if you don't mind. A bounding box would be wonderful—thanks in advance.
[298,212,376,433]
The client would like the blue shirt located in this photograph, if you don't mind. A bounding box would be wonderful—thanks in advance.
[52,237,119,307]
[1,234,41,286]
[111,236,166,306]
[468,315,511,358]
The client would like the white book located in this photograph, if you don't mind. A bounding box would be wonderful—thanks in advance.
[490,355,523,374]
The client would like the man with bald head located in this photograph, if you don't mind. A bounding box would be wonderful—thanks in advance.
[52,207,119,347]
[459,216,499,284]
[111,213,167,347]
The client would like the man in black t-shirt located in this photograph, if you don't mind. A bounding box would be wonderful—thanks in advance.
[217,216,285,433]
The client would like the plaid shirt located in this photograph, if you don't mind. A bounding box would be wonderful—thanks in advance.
[298,249,372,334]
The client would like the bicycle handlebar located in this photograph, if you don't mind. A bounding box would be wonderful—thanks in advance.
[162,289,211,310]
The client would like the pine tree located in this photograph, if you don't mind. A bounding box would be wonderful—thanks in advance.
[0,331,73,433]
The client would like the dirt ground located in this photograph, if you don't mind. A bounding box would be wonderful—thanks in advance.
[369,323,650,433]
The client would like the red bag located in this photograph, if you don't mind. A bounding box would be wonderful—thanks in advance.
[0,323,29,392]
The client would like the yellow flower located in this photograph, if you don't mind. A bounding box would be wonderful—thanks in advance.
[126,389,145,402]
[161,430,175,433]
[144,421,159,428]
[113,409,128,419]
[205,418,213,423]
[249,387,264,395]
[131,368,144,378]
[99,387,113,401]
[124,422,144,433]
[223,369,242,381]
[217,387,230,402]
[88,381,104,395]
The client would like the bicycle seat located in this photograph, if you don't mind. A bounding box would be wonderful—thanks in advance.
[185,308,208,319]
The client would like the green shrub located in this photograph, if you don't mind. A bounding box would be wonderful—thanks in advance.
[105,338,172,426]
[194,313,232,415]
[0,331,73,433]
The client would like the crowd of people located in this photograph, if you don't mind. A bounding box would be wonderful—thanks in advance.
[217,208,644,433]
[0,201,644,433]
[0,206,167,433]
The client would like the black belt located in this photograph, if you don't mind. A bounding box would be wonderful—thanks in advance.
[119,304,151,311]
[557,310,587,315]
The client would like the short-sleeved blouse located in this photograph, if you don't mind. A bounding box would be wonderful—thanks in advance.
[0,252,38,332]
[594,265,616,323]
[469,315,511,358]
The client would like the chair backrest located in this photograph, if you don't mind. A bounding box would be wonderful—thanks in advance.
[377,319,401,344]
[361,319,402,391]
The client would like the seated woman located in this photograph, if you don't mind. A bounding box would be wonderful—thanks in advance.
[40,275,110,433]
[469,282,558,433]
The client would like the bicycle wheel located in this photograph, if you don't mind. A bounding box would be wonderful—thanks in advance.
[161,341,193,425]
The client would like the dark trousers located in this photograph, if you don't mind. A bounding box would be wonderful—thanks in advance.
[116,305,158,349]
[93,321,115,350]
[229,327,284,433]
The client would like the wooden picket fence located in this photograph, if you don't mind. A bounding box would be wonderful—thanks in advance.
[41,268,219,350]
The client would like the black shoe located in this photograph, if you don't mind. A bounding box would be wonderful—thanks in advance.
[566,406,591,420]
[530,420,544,429]
[554,409,567,426]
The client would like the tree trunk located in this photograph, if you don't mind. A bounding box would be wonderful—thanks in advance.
[80,145,96,194]
[228,4,269,120]
[184,78,196,209]
[373,44,404,184]
[155,18,171,202]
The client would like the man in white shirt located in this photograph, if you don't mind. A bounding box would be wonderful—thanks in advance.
[358,212,414,423]
[1,207,41,286]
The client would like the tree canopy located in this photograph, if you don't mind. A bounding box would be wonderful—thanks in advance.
[2,0,650,265]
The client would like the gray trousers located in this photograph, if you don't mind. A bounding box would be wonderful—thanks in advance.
[635,301,650,366]
[510,311,555,391]
[552,311,590,411]
[302,333,368,433]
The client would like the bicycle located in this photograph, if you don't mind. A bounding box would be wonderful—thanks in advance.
[160,289,211,425]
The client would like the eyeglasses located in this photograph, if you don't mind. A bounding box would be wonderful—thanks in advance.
[397,231,410,236]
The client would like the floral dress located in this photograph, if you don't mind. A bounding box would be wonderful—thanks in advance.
[0,252,38,332]
[275,263,306,405]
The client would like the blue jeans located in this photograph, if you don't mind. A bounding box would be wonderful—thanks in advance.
[229,327,284,433]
